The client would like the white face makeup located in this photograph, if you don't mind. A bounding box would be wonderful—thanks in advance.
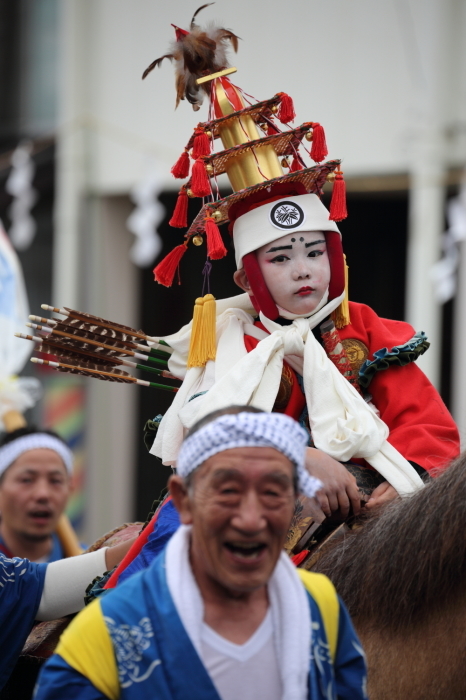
[255,230,331,315]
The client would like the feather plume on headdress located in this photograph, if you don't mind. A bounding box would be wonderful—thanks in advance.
[142,3,239,110]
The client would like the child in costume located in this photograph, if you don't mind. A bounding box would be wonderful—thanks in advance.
[150,181,459,517]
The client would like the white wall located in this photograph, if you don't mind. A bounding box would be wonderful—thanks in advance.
[57,0,466,196]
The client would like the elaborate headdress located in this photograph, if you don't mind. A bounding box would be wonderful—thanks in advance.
[147,4,349,329]
[15,5,349,390]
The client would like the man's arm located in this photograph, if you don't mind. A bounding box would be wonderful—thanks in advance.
[34,655,106,700]
[35,599,119,700]
[37,537,136,621]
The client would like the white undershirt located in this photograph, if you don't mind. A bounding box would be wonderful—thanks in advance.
[200,609,282,700]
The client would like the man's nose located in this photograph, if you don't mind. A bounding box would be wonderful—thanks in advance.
[231,491,266,533]
[33,481,52,501]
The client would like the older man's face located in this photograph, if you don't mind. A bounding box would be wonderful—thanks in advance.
[177,446,295,595]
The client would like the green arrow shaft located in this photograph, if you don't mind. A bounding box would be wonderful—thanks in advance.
[148,347,171,361]
[146,355,168,368]
[149,381,178,393]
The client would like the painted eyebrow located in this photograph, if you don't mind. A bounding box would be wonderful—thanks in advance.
[305,239,326,248]
[265,244,293,253]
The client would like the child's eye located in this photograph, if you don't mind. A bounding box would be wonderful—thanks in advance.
[307,250,324,258]
[270,255,289,263]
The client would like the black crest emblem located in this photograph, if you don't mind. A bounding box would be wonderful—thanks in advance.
[269,201,305,230]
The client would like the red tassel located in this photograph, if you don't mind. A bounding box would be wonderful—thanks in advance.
[267,122,280,136]
[169,189,188,228]
[329,171,348,222]
[291,550,309,567]
[171,150,190,179]
[205,217,227,260]
[191,160,212,198]
[277,92,295,124]
[290,155,304,172]
[192,130,211,159]
[153,244,187,286]
[310,123,328,163]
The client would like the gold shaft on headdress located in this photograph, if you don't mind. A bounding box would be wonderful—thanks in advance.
[214,80,283,191]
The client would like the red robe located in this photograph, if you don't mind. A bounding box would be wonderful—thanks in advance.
[244,301,459,475]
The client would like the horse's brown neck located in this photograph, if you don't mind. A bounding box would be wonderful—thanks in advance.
[356,594,466,700]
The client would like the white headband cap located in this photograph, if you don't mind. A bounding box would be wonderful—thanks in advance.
[0,434,73,477]
[176,411,322,499]
[233,193,341,268]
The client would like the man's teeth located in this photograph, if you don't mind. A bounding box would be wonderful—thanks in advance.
[226,543,265,559]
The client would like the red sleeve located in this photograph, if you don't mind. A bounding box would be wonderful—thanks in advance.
[340,303,460,474]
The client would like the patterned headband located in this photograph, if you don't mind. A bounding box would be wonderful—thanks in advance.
[176,411,321,499]
[0,434,73,477]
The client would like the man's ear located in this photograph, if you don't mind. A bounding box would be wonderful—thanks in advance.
[233,269,252,294]
[168,475,194,525]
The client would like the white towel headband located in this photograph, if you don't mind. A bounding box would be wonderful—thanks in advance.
[176,411,321,499]
[0,434,73,477]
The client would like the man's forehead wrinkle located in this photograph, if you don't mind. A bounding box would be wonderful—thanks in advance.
[207,463,293,486]
[13,464,66,474]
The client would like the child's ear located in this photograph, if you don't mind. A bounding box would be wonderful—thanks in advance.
[233,269,252,293]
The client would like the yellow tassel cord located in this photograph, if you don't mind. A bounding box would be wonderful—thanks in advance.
[187,294,217,368]
[331,255,351,329]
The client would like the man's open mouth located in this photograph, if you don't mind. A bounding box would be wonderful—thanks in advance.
[224,542,267,560]
[28,510,53,522]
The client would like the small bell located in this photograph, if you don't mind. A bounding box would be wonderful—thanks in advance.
[192,235,203,246]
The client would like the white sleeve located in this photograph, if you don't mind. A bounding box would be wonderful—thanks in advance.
[36,548,108,621]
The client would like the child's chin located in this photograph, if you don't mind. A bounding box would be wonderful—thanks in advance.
[283,299,320,316]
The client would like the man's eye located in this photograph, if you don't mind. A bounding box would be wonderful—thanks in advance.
[263,488,282,498]
[308,250,324,258]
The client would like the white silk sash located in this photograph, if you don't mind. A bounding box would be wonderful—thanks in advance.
[151,293,424,495]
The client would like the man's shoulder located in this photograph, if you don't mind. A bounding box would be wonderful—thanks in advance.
[55,598,119,700]
[100,548,166,619]
[296,570,339,661]
[296,569,338,610]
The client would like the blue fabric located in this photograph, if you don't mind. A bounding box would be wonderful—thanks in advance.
[118,499,180,585]
[33,655,104,700]
[46,533,65,562]
[307,593,367,700]
[0,553,47,691]
[35,550,367,700]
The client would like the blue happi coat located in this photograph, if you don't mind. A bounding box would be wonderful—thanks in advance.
[0,553,47,690]
[35,549,367,700]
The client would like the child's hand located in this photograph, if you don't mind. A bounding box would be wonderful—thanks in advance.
[305,447,361,520]
[365,482,399,509]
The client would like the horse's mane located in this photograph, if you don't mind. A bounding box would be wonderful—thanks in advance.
[312,453,466,632]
